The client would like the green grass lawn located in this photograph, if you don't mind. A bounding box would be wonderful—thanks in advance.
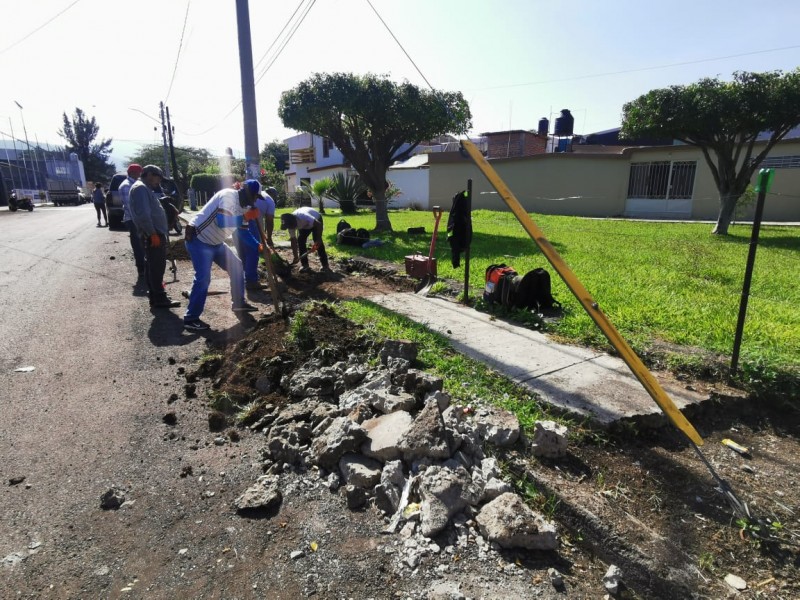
[276,207,800,385]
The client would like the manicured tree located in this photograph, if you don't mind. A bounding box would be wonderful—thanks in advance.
[621,69,800,235]
[279,72,471,231]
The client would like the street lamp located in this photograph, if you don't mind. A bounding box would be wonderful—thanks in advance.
[14,100,39,191]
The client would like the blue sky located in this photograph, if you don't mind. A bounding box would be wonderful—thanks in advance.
[1,0,799,169]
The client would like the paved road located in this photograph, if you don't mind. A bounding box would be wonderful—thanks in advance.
[0,205,263,596]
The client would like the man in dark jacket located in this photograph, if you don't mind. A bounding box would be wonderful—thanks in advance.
[130,165,180,308]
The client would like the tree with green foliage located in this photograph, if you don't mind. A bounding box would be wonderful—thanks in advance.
[127,144,214,197]
[260,140,289,173]
[58,108,115,182]
[621,69,800,235]
[279,72,471,231]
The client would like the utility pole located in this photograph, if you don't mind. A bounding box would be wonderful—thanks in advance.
[8,119,27,188]
[165,106,181,194]
[159,102,171,178]
[14,101,39,191]
[1,127,19,191]
[235,0,260,180]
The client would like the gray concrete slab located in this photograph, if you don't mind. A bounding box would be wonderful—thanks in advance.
[368,293,707,427]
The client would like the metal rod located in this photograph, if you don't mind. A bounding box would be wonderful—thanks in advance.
[731,170,770,374]
[460,139,703,446]
[463,178,472,303]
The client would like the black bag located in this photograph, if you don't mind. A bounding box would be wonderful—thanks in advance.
[336,219,352,234]
[337,227,370,246]
[513,268,561,312]
[484,264,518,306]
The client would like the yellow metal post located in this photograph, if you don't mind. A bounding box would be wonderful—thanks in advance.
[460,139,703,446]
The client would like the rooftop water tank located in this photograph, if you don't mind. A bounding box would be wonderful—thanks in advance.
[554,109,574,137]
[537,118,549,137]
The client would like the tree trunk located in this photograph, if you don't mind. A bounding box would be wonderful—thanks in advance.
[711,192,740,235]
[373,191,393,232]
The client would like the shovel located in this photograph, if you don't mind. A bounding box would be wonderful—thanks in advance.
[415,206,443,296]
[254,218,287,318]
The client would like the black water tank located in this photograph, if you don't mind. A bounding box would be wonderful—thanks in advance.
[554,109,574,136]
[537,118,549,137]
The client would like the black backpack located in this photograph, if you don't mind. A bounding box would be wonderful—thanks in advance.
[513,268,560,312]
[336,219,352,234]
[337,227,370,246]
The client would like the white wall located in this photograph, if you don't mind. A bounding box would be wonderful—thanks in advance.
[387,169,429,209]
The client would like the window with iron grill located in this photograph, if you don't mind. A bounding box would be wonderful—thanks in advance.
[627,161,696,199]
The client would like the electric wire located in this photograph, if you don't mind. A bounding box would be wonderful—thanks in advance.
[472,44,800,92]
[252,0,309,74]
[254,0,316,86]
[0,0,83,56]
[364,0,436,93]
[178,0,316,137]
[165,0,192,103]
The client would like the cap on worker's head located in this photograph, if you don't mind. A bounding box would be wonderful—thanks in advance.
[243,179,261,197]
[280,213,297,230]
[141,164,164,178]
[127,163,143,177]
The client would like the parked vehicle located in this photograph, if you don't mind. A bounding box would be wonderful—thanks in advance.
[9,190,34,211]
[106,172,182,230]
[48,179,87,206]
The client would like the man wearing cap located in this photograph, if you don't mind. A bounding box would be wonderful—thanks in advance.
[182,180,262,331]
[129,165,180,309]
[119,163,145,275]
[233,186,277,291]
[280,205,331,274]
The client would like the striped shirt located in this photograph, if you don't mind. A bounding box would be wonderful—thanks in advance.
[190,188,245,246]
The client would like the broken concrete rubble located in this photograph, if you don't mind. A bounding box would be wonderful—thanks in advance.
[476,492,558,550]
[243,346,560,565]
[531,420,569,458]
[234,475,282,512]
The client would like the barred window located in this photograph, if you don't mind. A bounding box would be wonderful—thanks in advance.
[759,155,800,169]
[627,161,696,200]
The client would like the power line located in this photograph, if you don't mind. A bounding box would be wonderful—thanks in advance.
[165,0,192,103]
[472,44,800,92]
[179,0,317,137]
[364,0,436,94]
[0,0,83,56]
[252,0,308,74]
[254,0,316,86]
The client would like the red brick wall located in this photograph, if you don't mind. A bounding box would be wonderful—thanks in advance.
[486,132,546,158]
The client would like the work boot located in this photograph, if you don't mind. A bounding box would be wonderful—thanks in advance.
[246,281,266,291]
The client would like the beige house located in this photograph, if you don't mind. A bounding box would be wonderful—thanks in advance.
[422,138,800,222]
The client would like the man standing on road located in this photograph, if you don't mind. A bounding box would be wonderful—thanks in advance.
[129,165,180,309]
[233,186,276,291]
[280,205,331,273]
[119,163,145,275]
[182,180,262,331]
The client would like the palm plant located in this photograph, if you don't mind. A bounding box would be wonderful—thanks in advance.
[325,172,366,214]
[301,178,332,213]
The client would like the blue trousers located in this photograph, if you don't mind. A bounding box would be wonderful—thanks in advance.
[184,238,245,321]
[233,229,260,285]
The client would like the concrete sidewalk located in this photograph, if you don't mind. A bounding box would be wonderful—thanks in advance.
[369,292,709,427]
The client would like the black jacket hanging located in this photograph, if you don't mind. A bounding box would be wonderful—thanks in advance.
[447,190,472,268]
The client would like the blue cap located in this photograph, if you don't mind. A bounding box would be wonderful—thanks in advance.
[243,179,261,196]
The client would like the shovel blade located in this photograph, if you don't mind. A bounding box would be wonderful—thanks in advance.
[415,274,436,295]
